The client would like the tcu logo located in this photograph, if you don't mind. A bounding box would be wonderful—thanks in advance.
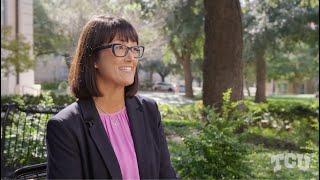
[271,153,312,172]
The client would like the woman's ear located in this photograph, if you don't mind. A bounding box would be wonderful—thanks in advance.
[94,63,98,69]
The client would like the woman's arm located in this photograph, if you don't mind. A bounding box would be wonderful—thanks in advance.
[154,102,179,179]
[46,118,83,179]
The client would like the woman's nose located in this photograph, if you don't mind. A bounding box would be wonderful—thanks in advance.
[125,49,135,61]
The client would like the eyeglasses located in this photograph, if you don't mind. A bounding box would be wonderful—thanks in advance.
[92,43,145,58]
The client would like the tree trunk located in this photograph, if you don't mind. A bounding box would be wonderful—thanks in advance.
[160,75,165,82]
[255,50,267,102]
[16,71,20,85]
[203,0,244,110]
[149,71,153,83]
[15,70,21,95]
[182,57,194,98]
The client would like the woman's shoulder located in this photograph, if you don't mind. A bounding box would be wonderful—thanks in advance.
[46,102,82,143]
[134,94,158,106]
[133,94,161,113]
[133,94,161,119]
[49,101,81,125]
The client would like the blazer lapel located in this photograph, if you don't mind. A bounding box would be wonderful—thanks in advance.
[77,97,122,179]
[125,96,148,179]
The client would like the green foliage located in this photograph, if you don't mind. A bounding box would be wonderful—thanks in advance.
[163,119,202,138]
[1,26,34,79]
[1,93,77,169]
[162,0,204,87]
[246,147,318,179]
[267,99,318,120]
[1,93,76,106]
[1,92,318,178]
[39,0,149,59]
[3,110,50,167]
[243,0,319,49]
[174,90,252,179]
[140,59,177,82]
[33,0,70,57]
[304,140,319,177]
[164,0,203,57]
[41,81,61,90]
[267,41,319,81]
[39,92,55,106]
[291,117,319,147]
[243,98,318,124]
[162,94,318,179]
[175,126,252,179]
[243,0,319,84]
[3,93,316,127]
[153,60,174,81]
[240,98,319,148]
[159,101,203,121]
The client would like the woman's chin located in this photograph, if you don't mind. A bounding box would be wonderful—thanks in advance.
[122,79,134,87]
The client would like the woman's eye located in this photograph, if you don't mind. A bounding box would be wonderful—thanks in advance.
[115,45,125,50]
[133,47,139,52]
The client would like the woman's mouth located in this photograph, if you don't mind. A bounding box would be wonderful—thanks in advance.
[118,66,133,72]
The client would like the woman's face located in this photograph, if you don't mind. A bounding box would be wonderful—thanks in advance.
[95,38,138,88]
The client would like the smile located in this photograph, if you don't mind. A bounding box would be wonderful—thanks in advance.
[118,66,133,72]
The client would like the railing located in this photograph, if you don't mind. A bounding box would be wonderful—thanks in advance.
[9,162,47,179]
[1,103,65,178]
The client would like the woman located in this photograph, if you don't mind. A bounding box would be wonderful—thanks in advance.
[46,15,177,179]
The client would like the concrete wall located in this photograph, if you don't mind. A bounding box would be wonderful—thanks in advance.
[35,54,69,83]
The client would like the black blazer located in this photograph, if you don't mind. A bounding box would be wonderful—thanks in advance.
[46,95,178,179]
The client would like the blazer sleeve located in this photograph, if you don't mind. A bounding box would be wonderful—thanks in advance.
[46,118,83,179]
[154,102,179,179]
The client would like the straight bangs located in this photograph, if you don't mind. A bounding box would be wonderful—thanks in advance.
[92,16,139,45]
[108,20,139,44]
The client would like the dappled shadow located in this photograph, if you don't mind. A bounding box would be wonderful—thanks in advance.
[243,133,313,153]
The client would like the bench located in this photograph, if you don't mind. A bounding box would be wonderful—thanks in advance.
[1,103,65,178]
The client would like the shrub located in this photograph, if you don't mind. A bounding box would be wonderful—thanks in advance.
[41,81,62,90]
[242,99,318,129]
[267,99,318,121]
[174,89,253,179]
[159,101,203,121]
[1,92,76,106]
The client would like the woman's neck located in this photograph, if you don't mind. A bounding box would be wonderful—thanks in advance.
[93,79,125,114]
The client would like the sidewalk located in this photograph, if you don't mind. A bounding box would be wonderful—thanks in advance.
[138,91,197,105]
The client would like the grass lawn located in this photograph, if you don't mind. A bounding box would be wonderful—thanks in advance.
[245,94,318,103]
[248,146,318,179]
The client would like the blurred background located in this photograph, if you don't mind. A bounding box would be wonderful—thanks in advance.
[1,0,319,179]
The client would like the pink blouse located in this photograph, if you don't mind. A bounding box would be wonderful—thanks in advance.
[99,106,140,179]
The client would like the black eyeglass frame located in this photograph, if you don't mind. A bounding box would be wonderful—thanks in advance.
[92,43,145,58]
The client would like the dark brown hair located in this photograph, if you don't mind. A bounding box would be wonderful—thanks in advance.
[68,16,139,99]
